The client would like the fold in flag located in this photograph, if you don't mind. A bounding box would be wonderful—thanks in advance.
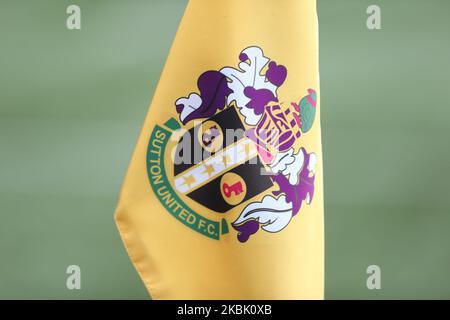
[115,0,324,299]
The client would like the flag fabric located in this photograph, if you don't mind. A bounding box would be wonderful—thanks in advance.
[115,0,324,299]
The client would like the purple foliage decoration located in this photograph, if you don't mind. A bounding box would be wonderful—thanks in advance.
[176,70,232,124]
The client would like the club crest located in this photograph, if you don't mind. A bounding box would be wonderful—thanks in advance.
[147,46,318,243]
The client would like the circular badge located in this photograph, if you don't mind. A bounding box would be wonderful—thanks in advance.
[220,172,247,206]
[197,120,223,153]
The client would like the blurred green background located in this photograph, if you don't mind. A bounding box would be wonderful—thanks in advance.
[0,0,449,299]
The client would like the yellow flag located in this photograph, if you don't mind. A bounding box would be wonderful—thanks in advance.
[115,0,323,299]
